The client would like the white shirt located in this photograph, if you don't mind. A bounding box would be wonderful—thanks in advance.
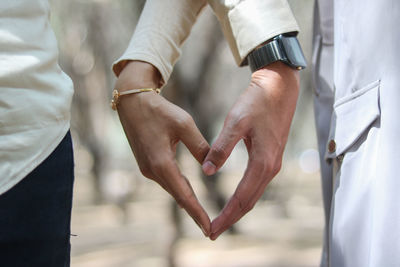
[0,0,73,194]
[113,0,299,84]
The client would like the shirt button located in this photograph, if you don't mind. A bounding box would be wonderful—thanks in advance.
[328,139,336,153]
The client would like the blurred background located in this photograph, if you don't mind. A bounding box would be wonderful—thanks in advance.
[50,0,322,266]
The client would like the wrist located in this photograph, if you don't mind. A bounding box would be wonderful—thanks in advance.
[116,61,162,92]
[251,61,299,93]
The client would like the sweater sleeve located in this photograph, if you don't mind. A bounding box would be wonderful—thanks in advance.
[112,0,206,85]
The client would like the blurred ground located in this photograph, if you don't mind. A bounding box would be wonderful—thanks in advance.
[71,144,323,267]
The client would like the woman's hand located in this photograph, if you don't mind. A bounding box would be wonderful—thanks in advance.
[115,61,211,236]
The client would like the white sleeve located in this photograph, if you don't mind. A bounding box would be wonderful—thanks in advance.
[208,0,299,66]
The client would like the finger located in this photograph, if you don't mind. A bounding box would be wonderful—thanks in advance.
[210,178,268,240]
[153,157,211,237]
[202,123,242,176]
[210,155,269,240]
[179,116,210,164]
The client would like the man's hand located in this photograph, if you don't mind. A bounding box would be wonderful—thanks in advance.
[202,62,300,240]
[115,61,211,237]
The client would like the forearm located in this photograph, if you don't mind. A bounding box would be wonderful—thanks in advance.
[113,0,207,84]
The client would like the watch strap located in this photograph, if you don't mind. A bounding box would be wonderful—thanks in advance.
[248,35,307,72]
[248,39,284,72]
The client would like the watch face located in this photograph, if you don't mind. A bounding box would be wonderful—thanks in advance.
[280,36,307,69]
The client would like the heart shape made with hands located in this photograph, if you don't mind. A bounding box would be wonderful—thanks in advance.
[117,61,298,241]
[197,129,284,241]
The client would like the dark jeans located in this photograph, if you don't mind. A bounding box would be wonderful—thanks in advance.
[0,131,74,267]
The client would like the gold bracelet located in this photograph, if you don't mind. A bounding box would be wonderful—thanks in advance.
[110,88,161,110]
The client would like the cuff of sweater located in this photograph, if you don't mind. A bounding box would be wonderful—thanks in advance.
[112,51,171,87]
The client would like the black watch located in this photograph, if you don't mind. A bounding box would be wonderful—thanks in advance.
[247,34,307,72]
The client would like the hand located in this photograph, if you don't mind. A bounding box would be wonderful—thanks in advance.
[202,62,300,240]
[115,61,211,236]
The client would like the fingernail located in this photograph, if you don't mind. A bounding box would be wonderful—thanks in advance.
[210,233,218,241]
[202,161,216,176]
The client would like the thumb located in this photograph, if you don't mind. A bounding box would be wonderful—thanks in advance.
[202,124,242,176]
[179,115,210,164]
